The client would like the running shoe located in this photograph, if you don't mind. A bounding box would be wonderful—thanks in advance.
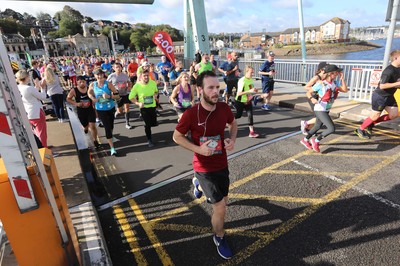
[192,177,203,199]
[94,140,100,150]
[125,124,133,130]
[300,120,308,135]
[213,235,233,260]
[110,147,117,156]
[252,95,259,106]
[354,128,369,139]
[248,131,260,138]
[300,139,312,150]
[112,136,119,143]
[52,152,60,158]
[148,140,155,148]
[162,90,169,96]
[365,124,374,137]
[261,104,270,111]
[310,138,320,153]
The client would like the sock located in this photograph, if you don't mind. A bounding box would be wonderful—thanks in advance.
[360,117,374,130]
[125,112,130,125]
[374,114,390,124]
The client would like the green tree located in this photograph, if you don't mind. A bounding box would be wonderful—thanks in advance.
[0,18,30,36]
[36,12,52,22]
[58,19,82,36]
[53,5,84,37]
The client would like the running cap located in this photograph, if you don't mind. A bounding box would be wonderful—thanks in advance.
[317,62,328,70]
[268,51,275,57]
[324,64,343,73]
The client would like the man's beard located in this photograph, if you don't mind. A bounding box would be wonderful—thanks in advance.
[203,92,218,105]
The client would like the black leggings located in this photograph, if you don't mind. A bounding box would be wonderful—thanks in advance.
[235,101,254,126]
[97,108,115,139]
[306,111,335,141]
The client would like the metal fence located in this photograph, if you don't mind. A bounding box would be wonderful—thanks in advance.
[152,57,384,103]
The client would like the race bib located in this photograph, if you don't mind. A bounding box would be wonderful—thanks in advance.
[143,95,154,104]
[199,135,222,155]
[81,99,91,108]
[181,98,191,108]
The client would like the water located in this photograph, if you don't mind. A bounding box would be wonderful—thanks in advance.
[286,38,400,61]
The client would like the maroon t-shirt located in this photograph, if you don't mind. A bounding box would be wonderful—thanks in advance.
[175,102,234,172]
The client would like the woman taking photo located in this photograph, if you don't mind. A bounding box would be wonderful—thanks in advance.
[41,66,67,123]
[88,68,120,156]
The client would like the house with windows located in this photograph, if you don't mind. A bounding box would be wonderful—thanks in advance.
[239,17,350,47]
[320,17,350,42]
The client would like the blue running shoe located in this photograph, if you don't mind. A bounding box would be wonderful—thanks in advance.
[261,104,270,111]
[252,95,259,106]
[192,177,203,199]
[213,235,233,259]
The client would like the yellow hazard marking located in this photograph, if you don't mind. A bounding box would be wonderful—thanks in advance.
[128,198,173,266]
[229,193,325,204]
[113,205,148,265]
[261,169,359,177]
[337,120,400,138]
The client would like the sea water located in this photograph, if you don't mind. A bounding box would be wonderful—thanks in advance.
[287,38,400,61]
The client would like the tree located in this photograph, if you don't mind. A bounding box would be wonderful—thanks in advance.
[54,5,84,22]
[36,12,52,22]
[0,18,30,36]
[58,19,82,36]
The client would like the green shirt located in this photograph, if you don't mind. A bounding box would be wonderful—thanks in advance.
[236,76,253,103]
[198,62,213,74]
[129,79,158,108]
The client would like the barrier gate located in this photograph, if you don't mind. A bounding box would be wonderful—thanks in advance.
[0,34,78,265]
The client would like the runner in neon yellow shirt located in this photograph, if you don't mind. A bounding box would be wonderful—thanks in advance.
[235,65,260,138]
[129,69,159,147]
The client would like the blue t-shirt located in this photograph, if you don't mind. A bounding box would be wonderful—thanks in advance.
[260,60,275,80]
[219,61,239,81]
[101,63,112,73]
[157,61,173,76]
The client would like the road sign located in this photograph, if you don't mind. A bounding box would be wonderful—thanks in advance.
[369,69,382,87]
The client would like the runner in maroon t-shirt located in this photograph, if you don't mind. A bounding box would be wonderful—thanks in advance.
[173,71,237,260]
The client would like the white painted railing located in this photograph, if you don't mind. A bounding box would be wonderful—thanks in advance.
[348,68,382,103]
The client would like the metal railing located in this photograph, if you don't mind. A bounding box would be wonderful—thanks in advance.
[157,57,384,103]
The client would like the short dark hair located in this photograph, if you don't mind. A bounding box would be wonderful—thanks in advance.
[196,70,217,88]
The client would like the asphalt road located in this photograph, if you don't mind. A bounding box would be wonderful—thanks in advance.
[90,98,400,265]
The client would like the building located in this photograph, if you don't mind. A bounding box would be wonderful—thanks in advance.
[63,33,111,56]
[240,17,350,48]
[320,17,350,42]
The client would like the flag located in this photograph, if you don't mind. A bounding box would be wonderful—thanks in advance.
[152,31,176,66]
[25,51,32,68]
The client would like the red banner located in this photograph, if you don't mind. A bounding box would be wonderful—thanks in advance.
[0,112,12,136]
[152,31,176,66]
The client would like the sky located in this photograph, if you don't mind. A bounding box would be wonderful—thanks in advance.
[3,0,391,34]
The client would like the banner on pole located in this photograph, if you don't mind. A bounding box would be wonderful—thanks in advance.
[152,31,176,65]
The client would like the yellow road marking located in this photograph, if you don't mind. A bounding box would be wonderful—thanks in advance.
[337,120,400,138]
[261,169,359,177]
[307,153,390,159]
[229,193,325,204]
[128,198,174,266]
[113,205,148,265]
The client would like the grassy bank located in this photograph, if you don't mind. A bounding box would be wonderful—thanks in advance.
[273,41,382,56]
